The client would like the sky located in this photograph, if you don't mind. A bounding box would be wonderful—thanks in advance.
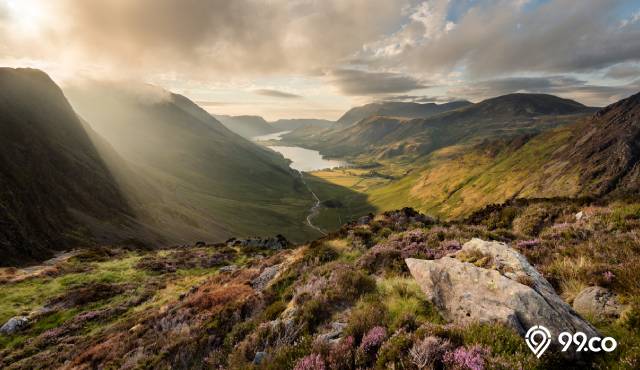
[0,0,639,120]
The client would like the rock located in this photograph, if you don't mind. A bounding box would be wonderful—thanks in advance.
[0,316,29,335]
[219,265,238,273]
[575,211,584,221]
[317,321,347,342]
[253,351,267,365]
[228,235,290,250]
[406,238,599,355]
[251,264,282,291]
[573,286,624,319]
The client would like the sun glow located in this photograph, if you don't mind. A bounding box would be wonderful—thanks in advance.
[5,0,47,36]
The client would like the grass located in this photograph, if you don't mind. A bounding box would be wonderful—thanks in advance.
[377,277,443,331]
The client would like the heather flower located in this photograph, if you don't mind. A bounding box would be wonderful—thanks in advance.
[603,270,615,283]
[359,326,387,354]
[327,336,355,370]
[443,345,490,370]
[294,354,325,370]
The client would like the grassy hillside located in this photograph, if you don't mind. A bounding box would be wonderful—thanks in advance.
[2,201,638,368]
[65,82,321,243]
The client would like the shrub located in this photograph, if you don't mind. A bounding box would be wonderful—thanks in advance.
[375,330,414,369]
[326,336,355,370]
[344,299,388,342]
[409,336,452,369]
[304,243,339,265]
[293,354,325,370]
[326,268,376,304]
[443,345,490,370]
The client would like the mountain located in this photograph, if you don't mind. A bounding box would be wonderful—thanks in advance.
[66,81,319,243]
[213,114,278,138]
[336,100,472,127]
[0,68,158,265]
[270,118,334,131]
[298,93,595,158]
[558,91,640,195]
[308,92,638,220]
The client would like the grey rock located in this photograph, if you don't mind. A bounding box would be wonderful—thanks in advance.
[575,211,585,221]
[0,316,29,335]
[573,286,624,319]
[219,265,238,273]
[318,321,347,342]
[253,351,267,365]
[228,235,290,250]
[251,264,282,291]
[406,238,599,355]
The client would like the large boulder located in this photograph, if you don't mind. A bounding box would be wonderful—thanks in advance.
[406,238,598,352]
[573,286,624,319]
[0,316,29,335]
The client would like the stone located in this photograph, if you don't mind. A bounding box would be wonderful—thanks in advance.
[317,322,347,342]
[251,264,282,291]
[228,235,290,250]
[253,351,267,365]
[573,286,624,319]
[219,265,238,273]
[575,211,584,221]
[406,238,599,355]
[0,316,29,335]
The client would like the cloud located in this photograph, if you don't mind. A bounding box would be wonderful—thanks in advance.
[449,76,640,106]
[383,94,462,103]
[330,69,427,96]
[0,0,411,80]
[373,0,640,77]
[253,89,302,99]
[605,63,640,80]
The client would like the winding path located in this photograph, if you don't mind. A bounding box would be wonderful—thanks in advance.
[297,171,327,235]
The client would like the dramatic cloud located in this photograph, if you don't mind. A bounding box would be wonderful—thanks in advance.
[371,0,640,77]
[254,89,302,99]
[605,63,640,80]
[330,69,427,96]
[0,0,639,114]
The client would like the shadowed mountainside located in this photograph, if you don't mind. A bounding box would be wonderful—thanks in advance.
[0,68,154,265]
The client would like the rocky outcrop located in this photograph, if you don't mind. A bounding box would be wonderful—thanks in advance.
[406,238,599,352]
[227,235,290,250]
[0,316,29,335]
[251,264,282,291]
[573,286,624,319]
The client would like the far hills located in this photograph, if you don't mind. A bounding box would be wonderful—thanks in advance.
[214,114,334,138]
[297,92,640,222]
[283,93,597,158]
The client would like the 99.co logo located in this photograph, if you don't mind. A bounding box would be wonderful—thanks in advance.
[525,325,617,358]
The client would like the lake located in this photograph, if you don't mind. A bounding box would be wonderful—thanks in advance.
[253,131,347,172]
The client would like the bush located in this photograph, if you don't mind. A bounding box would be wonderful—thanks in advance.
[293,354,325,370]
[355,326,387,367]
[375,330,414,369]
[409,336,452,369]
[326,336,355,370]
[344,298,388,342]
[443,345,490,370]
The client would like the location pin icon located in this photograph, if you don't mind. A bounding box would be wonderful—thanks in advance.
[525,325,552,358]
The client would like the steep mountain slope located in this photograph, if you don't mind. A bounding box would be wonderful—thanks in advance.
[559,91,640,195]
[66,82,318,242]
[336,100,472,127]
[305,93,595,158]
[0,68,152,265]
[214,114,278,138]
[270,118,334,131]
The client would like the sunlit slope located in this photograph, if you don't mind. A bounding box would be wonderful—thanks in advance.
[66,82,319,242]
[311,91,640,219]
